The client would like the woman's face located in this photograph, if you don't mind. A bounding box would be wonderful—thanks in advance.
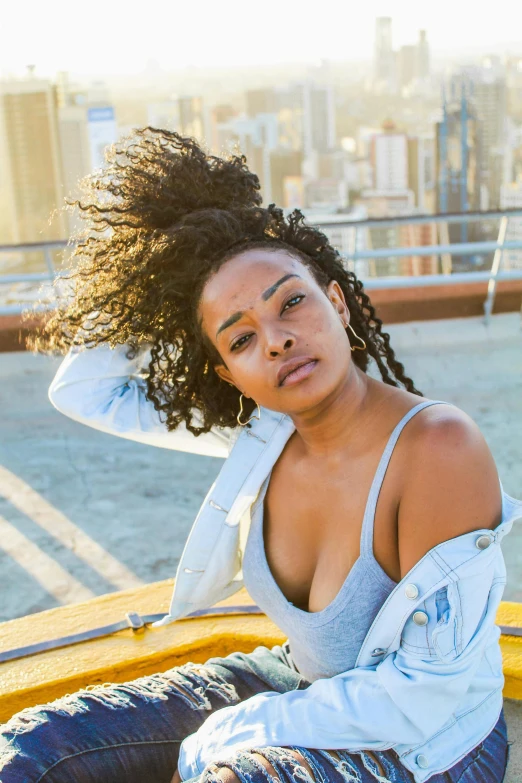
[199,249,354,417]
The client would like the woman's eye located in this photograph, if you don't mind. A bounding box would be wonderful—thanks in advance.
[282,294,305,312]
[230,334,252,352]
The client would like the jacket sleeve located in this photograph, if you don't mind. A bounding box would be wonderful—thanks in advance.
[48,342,233,458]
[176,569,505,779]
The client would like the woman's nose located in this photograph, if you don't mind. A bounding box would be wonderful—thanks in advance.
[264,332,295,358]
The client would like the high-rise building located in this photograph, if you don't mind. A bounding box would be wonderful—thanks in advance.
[304,83,336,155]
[417,30,430,80]
[370,121,409,191]
[86,107,118,171]
[407,134,436,212]
[0,75,67,244]
[268,81,336,178]
[436,80,481,230]
[500,177,522,268]
[269,149,303,207]
[366,123,435,211]
[57,100,118,234]
[178,96,207,142]
[373,17,395,92]
[473,69,507,209]
[276,79,336,157]
[449,65,508,209]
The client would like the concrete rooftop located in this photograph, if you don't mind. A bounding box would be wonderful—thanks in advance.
[0,312,521,622]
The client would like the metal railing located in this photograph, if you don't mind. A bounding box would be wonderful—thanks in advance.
[1,210,522,324]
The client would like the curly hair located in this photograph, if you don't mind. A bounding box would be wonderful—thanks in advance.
[27,127,421,435]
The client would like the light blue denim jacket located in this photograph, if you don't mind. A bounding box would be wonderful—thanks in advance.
[48,341,522,783]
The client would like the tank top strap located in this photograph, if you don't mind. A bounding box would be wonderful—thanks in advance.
[359,399,451,557]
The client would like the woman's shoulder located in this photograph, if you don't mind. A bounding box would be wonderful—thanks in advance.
[393,396,503,575]
[399,397,489,460]
[374,383,482,448]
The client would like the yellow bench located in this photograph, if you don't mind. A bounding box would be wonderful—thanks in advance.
[0,579,521,723]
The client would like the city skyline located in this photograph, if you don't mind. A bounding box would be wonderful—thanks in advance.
[2,0,521,78]
[1,5,521,284]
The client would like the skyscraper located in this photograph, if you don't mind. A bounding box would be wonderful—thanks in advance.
[472,66,508,209]
[417,30,430,81]
[436,78,481,243]
[0,75,67,244]
[447,65,508,209]
[302,82,336,156]
[373,17,395,92]
[271,81,336,178]
[370,121,409,191]
[437,80,480,214]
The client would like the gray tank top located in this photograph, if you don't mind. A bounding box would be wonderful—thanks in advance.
[242,399,449,682]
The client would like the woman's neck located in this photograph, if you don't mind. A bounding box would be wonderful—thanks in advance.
[289,364,383,461]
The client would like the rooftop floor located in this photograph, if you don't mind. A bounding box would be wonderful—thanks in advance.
[0,312,521,622]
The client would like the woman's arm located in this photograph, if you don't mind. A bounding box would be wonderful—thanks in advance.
[48,342,234,458]
[175,411,506,778]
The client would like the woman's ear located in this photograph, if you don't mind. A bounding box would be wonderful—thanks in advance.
[214,363,243,393]
[326,280,350,325]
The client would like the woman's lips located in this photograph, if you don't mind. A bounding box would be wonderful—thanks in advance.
[279,360,318,387]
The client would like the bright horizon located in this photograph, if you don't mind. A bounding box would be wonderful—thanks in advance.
[2,0,521,79]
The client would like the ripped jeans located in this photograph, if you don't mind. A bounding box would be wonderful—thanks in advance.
[0,641,509,783]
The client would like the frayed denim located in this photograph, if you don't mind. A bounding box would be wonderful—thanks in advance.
[0,642,509,783]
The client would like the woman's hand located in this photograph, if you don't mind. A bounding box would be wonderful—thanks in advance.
[170,767,182,783]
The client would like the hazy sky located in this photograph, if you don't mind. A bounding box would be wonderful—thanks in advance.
[2,0,521,77]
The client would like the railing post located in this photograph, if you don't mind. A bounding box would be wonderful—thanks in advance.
[352,226,359,276]
[438,220,452,275]
[43,247,55,280]
[483,216,509,326]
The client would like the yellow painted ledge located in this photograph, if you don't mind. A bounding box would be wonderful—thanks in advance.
[497,601,522,700]
[0,582,521,723]
[0,580,285,723]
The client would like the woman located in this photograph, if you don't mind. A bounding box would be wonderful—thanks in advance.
[2,128,520,783]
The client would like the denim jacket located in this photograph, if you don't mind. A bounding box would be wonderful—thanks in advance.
[48,341,522,783]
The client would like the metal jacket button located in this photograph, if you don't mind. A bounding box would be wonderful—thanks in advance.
[371,648,387,657]
[412,611,429,626]
[405,583,419,600]
[416,754,429,768]
[475,534,492,550]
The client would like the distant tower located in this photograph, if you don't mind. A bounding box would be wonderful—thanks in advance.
[417,30,430,80]
[302,82,336,156]
[436,77,480,241]
[374,17,395,91]
[473,67,507,209]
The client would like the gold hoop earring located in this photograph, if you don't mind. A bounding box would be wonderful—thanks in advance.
[345,321,367,351]
[237,393,261,427]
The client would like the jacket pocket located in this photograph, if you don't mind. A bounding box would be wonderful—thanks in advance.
[400,583,461,661]
[432,582,462,662]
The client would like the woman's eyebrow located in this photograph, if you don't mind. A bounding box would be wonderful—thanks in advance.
[216,311,244,337]
[216,273,302,337]
[261,273,301,301]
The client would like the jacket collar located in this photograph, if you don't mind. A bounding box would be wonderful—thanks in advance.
[224,408,296,526]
